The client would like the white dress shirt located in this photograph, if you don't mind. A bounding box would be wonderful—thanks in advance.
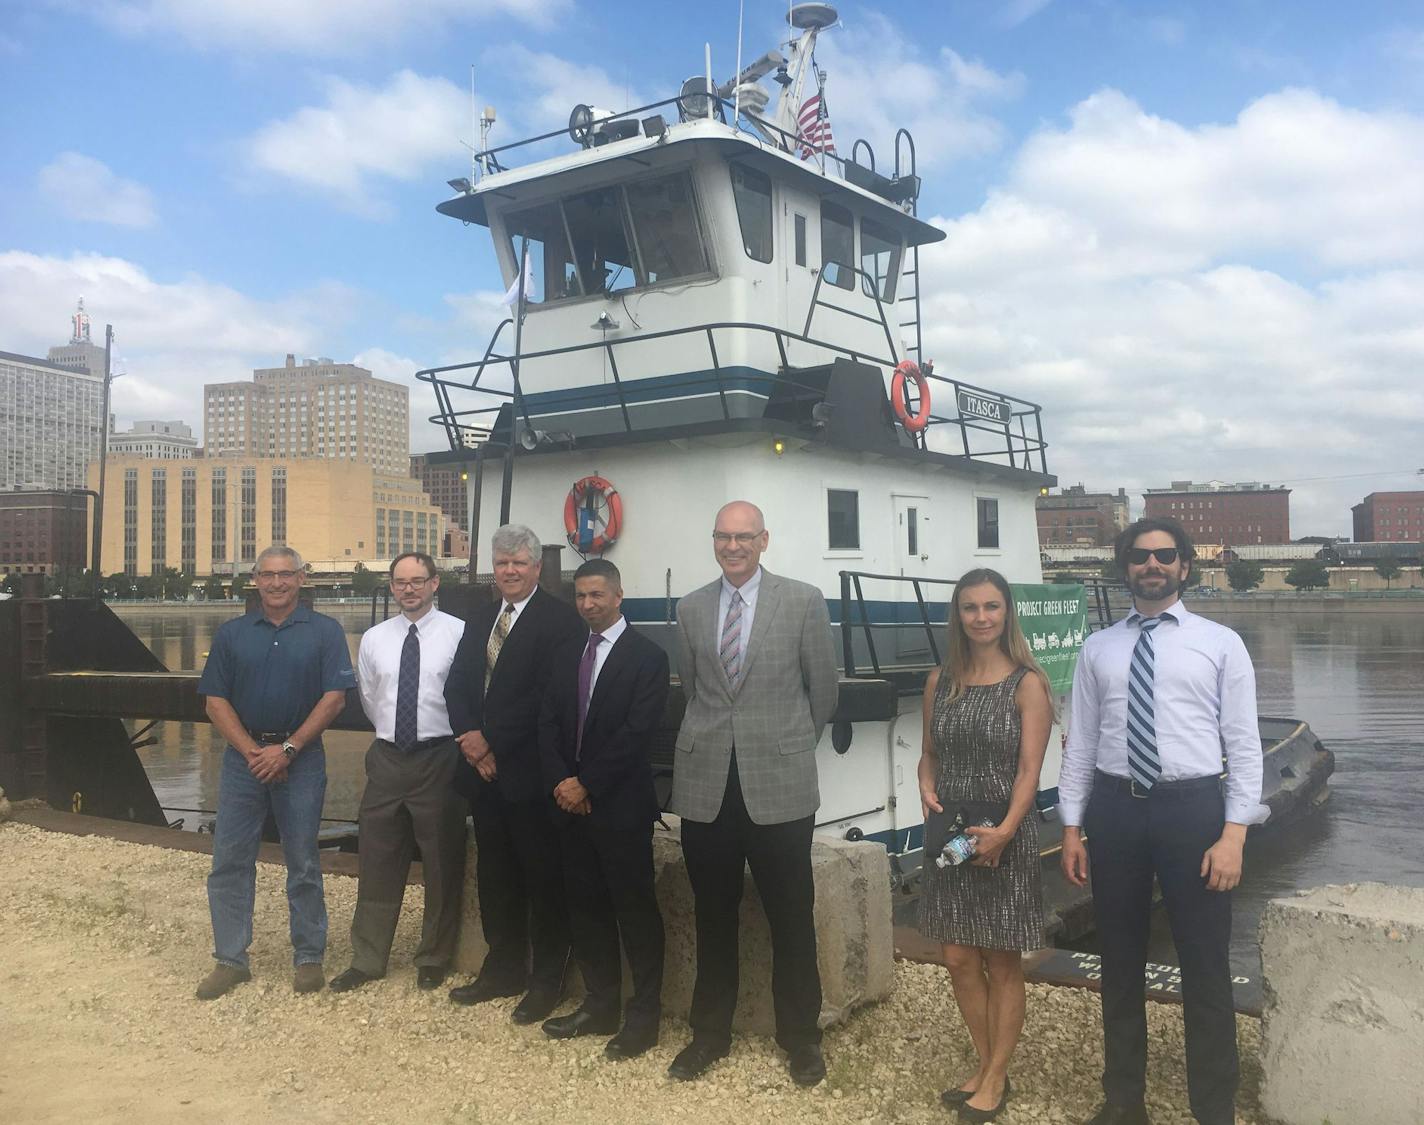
[586,614,628,697]
[717,566,762,669]
[1058,599,1268,827]
[487,587,537,643]
[357,607,466,742]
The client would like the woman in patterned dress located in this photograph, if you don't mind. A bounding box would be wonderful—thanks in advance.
[917,568,1054,1122]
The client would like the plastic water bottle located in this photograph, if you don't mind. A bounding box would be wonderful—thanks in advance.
[933,819,998,869]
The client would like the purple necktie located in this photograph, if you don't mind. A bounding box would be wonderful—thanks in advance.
[576,632,604,759]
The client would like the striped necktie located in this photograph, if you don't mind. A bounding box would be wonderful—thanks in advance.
[485,603,514,690]
[719,590,744,686]
[1126,616,1164,789]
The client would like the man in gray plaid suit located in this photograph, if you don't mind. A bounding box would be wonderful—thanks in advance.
[666,500,839,1087]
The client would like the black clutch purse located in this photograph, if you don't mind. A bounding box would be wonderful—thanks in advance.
[923,799,1012,865]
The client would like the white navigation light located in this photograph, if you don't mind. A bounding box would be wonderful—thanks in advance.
[790,3,838,30]
[677,76,719,122]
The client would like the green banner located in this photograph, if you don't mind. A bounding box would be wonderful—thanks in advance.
[1010,583,1088,697]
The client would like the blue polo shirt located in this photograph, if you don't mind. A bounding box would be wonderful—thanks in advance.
[198,604,355,745]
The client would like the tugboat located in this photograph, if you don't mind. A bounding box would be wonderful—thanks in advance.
[420,3,1333,931]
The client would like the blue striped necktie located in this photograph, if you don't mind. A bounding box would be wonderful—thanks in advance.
[1125,616,1163,789]
[720,590,744,685]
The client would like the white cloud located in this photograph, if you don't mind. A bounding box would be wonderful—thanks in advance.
[244,70,470,217]
[816,14,1024,171]
[36,152,158,228]
[913,90,1424,536]
[76,0,569,55]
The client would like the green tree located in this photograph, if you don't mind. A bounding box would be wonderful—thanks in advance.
[1373,554,1401,589]
[1226,560,1265,592]
[2,572,21,595]
[1284,559,1331,591]
[351,561,379,597]
[202,575,224,600]
[230,571,248,602]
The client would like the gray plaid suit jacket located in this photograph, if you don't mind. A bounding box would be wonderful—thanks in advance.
[670,568,839,825]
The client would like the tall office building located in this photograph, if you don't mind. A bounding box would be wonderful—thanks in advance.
[204,355,409,475]
[109,419,198,459]
[46,297,108,379]
[1143,480,1290,545]
[1352,492,1424,542]
[0,349,104,490]
[410,453,467,530]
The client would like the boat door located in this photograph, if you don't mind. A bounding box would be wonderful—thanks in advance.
[892,493,933,661]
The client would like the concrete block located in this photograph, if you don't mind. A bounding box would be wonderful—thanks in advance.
[1259,882,1424,1125]
[454,816,894,1034]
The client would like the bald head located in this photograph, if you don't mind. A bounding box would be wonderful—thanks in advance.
[713,500,769,587]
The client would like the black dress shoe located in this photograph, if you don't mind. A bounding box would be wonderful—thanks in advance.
[510,988,561,1025]
[1082,1104,1150,1125]
[957,1079,1010,1123]
[941,1076,1011,1109]
[448,977,524,1006]
[666,1039,730,1081]
[604,1025,659,1061]
[416,966,447,991]
[787,1043,826,1087]
[328,967,380,993]
[542,1007,621,1040]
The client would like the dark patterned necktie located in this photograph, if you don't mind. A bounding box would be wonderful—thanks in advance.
[394,622,420,750]
[1126,617,1163,788]
[575,632,604,759]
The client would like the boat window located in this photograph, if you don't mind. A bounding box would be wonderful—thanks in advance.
[506,201,582,303]
[977,497,1000,550]
[563,186,639,295]
[860,217,901,302]
[794,214,807,266]
[820,202,854,290]
[730,164,774,263]
[827,489,860,549]
[625,173,709,284]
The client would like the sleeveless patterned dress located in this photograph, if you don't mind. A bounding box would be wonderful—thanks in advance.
[917,666,1044,951]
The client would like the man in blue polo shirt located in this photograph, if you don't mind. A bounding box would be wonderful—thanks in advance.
[196,545,355,1000]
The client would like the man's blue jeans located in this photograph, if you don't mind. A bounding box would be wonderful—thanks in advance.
[207,745,328,968]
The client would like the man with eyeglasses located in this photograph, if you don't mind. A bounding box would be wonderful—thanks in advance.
[196,545,355,1000]
[665,500,838,1087]
[329,551,468,994]
[1058,518,1267,1125]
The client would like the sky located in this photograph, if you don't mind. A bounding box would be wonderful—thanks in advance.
[2,0,1423,537]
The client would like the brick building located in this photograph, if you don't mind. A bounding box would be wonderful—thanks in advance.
[1142,480,1290,545]
[1036,484,1129,546]
[1352,491,1424,542]
[0,489,90,575]
[411,453,467,531]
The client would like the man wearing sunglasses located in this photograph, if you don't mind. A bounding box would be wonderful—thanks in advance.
[329,551,468,995]
[1058,518,1267,1125]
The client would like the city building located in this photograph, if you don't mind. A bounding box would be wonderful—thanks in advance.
[443,523,470,561]
[45,298,107,380]
[0,349,104,491]
[204,355,408,475]
[88,454,442,577]
[1142,480,1290,545]
[1036,484,1129,546]
[1352,491,1424,542]
[411,453,467,530]
[109,419,198,460]
[0,488,90,576]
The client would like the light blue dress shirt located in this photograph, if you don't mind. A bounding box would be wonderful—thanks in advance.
[1058,599,1268,828]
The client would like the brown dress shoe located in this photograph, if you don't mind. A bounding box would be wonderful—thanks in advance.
[196,964,251,1000]
[293,963,325,994]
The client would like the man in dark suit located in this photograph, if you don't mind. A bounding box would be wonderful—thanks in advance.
[444,523,583,1024]
[537,559,671,1060]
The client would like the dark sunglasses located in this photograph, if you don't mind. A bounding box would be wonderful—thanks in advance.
[1126,547,1181,566]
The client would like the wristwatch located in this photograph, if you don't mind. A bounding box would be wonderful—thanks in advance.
[281,741,299,761]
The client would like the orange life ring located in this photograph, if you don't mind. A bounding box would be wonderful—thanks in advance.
[563,475,623,555]
[891,360,931,433]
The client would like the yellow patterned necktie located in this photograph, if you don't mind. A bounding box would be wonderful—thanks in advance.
[485,603,514,690]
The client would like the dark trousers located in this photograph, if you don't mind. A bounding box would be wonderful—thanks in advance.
[561,817,665,1031]
[470,789,570,994]
[680,754,821,1051]
[349,739,468,975]
[1085,774,1238,1125]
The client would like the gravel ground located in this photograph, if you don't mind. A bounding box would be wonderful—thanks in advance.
[0,819,1266,1124]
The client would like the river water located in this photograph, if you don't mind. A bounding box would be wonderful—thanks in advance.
[115,603,1423,979]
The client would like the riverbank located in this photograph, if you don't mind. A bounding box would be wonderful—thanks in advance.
[1188,591,1424,614]
[0,820,1268,1124]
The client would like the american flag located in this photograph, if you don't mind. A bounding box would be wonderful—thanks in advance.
[797,92,836,160]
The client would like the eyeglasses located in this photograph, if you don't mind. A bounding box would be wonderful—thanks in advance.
[391,577,432,590]
[1126,547,1181,566]
[712,531,764,546]
[255,569,299,582]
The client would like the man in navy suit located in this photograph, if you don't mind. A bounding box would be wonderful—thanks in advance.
[538,559,671,1060]
[444,524,583,1024]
